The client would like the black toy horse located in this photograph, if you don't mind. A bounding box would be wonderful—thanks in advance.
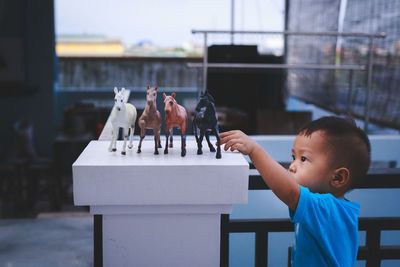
[192,91,222,159]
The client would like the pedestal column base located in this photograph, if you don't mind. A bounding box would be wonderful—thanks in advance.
[92,205,231,267]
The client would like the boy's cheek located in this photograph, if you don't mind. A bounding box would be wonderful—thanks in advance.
[293,173,305,185]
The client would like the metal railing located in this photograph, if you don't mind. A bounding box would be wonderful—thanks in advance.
[190,30,386,133]
[220,166,400,267]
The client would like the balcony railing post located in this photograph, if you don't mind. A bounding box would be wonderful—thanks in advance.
[255,231,269,267]
[220,214,230,267]
[365,227,381,267]
[94,214,103,267]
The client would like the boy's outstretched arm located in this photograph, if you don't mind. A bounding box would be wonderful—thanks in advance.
[220,130,300,211]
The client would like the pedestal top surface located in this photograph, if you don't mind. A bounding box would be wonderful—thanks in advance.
[73,139,248,167]
[73,138,249,207]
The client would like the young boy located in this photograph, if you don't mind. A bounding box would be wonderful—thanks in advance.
[220,116,370,266]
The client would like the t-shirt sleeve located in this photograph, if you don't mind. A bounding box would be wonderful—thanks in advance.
[289,186,334,230]
[289,185,308,222]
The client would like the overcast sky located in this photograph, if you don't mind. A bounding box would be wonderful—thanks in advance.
[55,0,284,47]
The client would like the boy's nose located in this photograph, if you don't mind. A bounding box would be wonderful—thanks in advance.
[289,163,296,173]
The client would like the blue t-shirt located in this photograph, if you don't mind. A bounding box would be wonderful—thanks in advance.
[289,186,360,267]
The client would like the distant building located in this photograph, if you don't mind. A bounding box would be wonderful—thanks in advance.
[124,41,202,58]
[56,35,202,58]
[56,34,124,56]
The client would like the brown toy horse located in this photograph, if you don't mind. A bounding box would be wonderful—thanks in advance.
[163,92,187,157]
[137,85,162,154]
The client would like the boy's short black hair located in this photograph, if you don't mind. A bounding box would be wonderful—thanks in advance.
[298,116,371,189]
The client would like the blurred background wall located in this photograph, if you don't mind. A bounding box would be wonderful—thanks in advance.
[0,0,55,158]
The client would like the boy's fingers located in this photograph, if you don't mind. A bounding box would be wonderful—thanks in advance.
[220,136,227,144]
[220,130,241,137]
[223,140,233,151]
[220,135,234,145]
[224,139,241,151]
[216,135,230,146]
[223,139,235,150]
[219,134,230,144]
[223,143,230,151]
[219,131,234,137]
[220,131,241,142]
[220,130,245,146]
[231,143,246,153]
[230,143,241,152]
[219,131,228,137]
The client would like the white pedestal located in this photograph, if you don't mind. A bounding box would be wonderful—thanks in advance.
[73,139,248,267]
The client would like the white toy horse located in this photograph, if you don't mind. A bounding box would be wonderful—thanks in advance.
[108,87,137,155]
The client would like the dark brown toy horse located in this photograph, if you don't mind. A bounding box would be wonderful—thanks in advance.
[163,92,187,157]
[137,86,162,154]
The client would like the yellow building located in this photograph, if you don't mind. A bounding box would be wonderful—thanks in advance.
[56,35,124,56]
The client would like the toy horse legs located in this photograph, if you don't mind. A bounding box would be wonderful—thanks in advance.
[169,128,173,148]
[137,136,144,153]
[153,127,161,155]
[194,125,216,155]
[193,124,202,155]
[137,125,145,153]
[196,129,205,155]
[164,128,173,152]
[128,125,134,149]
[181,134,186,157]
[108,127,118,152]
[153,135,159,154]
[157,129,162,148]
[180,121,187,157]
[205,131,216,152]
[164,126,186,157]
[121,127,130,155]
[164,126,171,154]
[213,126,222,159]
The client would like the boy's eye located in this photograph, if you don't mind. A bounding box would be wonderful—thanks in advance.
[301,156,307,162]
[292,155,295,161]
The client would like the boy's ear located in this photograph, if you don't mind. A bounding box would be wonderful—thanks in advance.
[331,167,350,189]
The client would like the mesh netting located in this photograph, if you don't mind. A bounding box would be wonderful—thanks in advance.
[287,0,400,129]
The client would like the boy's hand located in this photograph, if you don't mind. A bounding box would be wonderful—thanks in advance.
[221,130,300,211]
[219,130,258,155]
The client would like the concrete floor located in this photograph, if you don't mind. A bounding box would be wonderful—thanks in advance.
[0,215,93,267]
